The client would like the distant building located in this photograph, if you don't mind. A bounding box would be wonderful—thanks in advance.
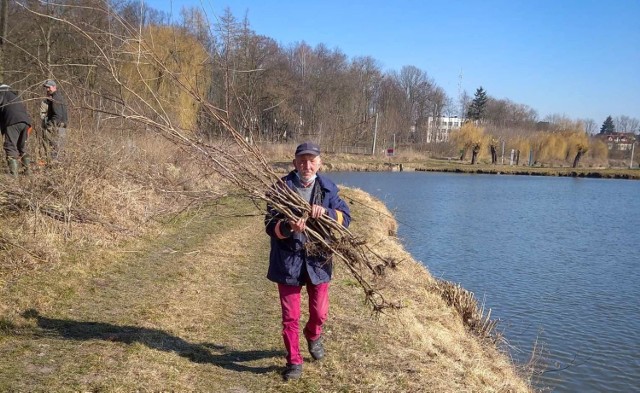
[598,133,636,151]
[536,121,551,131]
[426,116,463,143]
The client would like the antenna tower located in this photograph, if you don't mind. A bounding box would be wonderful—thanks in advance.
[457,68,463,118]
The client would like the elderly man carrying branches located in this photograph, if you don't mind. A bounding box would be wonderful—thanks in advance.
[264,142,351,381]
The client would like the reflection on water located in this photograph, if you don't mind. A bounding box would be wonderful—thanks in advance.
[330,171,640,393]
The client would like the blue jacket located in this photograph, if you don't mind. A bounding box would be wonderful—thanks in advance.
[265,171,351,286]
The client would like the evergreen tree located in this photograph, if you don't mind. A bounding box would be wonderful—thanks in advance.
[466,86,488,121]
[599,115,615,134]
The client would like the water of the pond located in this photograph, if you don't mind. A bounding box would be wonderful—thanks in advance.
[329,171,639,393]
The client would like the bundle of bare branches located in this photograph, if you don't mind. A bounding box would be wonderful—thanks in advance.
[193,104,403,312]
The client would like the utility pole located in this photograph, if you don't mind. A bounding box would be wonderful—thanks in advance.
[371,112,378,156]
[630,140,636,169]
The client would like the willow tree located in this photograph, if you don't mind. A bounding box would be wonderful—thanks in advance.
[565,131,590,168]
[119,25,211,132]
[533,132,567,163]
[528,129,592,167]
[588,139,609,165]
[572,143,588,168]
[450,122,485,163]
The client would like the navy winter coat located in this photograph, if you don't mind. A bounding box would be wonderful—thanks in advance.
[265,171,351,286]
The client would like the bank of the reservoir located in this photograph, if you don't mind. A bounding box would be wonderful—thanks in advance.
[318,159,640,179]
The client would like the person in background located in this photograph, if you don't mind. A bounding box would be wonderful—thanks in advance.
[35,98,47,167]
[0,84,33,176]
[264,142,351,381]
[42,79,68,163]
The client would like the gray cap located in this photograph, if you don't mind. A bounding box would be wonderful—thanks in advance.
[43,79,56,87]
[295,142,321,156]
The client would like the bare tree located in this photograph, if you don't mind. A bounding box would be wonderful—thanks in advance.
[397,66,428,133]
[615,115,640,133]
[459,90,470,119]
[581,118,598,135]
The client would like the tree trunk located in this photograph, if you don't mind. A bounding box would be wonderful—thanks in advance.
[573,150,584,168]
[490,145,497,164]
[471,146,480,164]
[0,0,8,81]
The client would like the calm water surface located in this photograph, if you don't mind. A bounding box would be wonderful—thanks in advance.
[330,171,640,393]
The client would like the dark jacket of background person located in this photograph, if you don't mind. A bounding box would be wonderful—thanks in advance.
[0,85,32,132]
[45,90,68,126]
[265,171,351,286]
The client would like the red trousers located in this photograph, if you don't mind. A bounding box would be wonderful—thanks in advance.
[277,282,329,365]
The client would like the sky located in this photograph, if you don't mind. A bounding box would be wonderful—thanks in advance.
[145,0,640,124]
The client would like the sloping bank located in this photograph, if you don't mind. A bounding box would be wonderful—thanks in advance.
[0,188,532,392]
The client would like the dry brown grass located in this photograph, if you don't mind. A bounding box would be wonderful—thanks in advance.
[257,141,299,162]
[0,129,223,287]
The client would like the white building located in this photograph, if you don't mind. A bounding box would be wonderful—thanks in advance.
[426,116,463,143]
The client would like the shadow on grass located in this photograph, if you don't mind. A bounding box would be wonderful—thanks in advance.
[20,309,280,374]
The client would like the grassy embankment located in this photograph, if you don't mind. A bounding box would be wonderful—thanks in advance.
[327,157,640,179]
[0,136,534,392]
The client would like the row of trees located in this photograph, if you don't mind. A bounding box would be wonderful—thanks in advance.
[466,87,639,136]
[450,121,605,168]
[597,115,640,135]
[0,1,636,166]
[455,88,625,167]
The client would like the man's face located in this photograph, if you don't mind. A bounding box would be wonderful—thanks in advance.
[293,154,321,182]
[45,85,56,95]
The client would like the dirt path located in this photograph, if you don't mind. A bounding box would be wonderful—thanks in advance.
[0,200,293,392]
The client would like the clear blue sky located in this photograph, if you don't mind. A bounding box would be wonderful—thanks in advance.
[146,0,640,124]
